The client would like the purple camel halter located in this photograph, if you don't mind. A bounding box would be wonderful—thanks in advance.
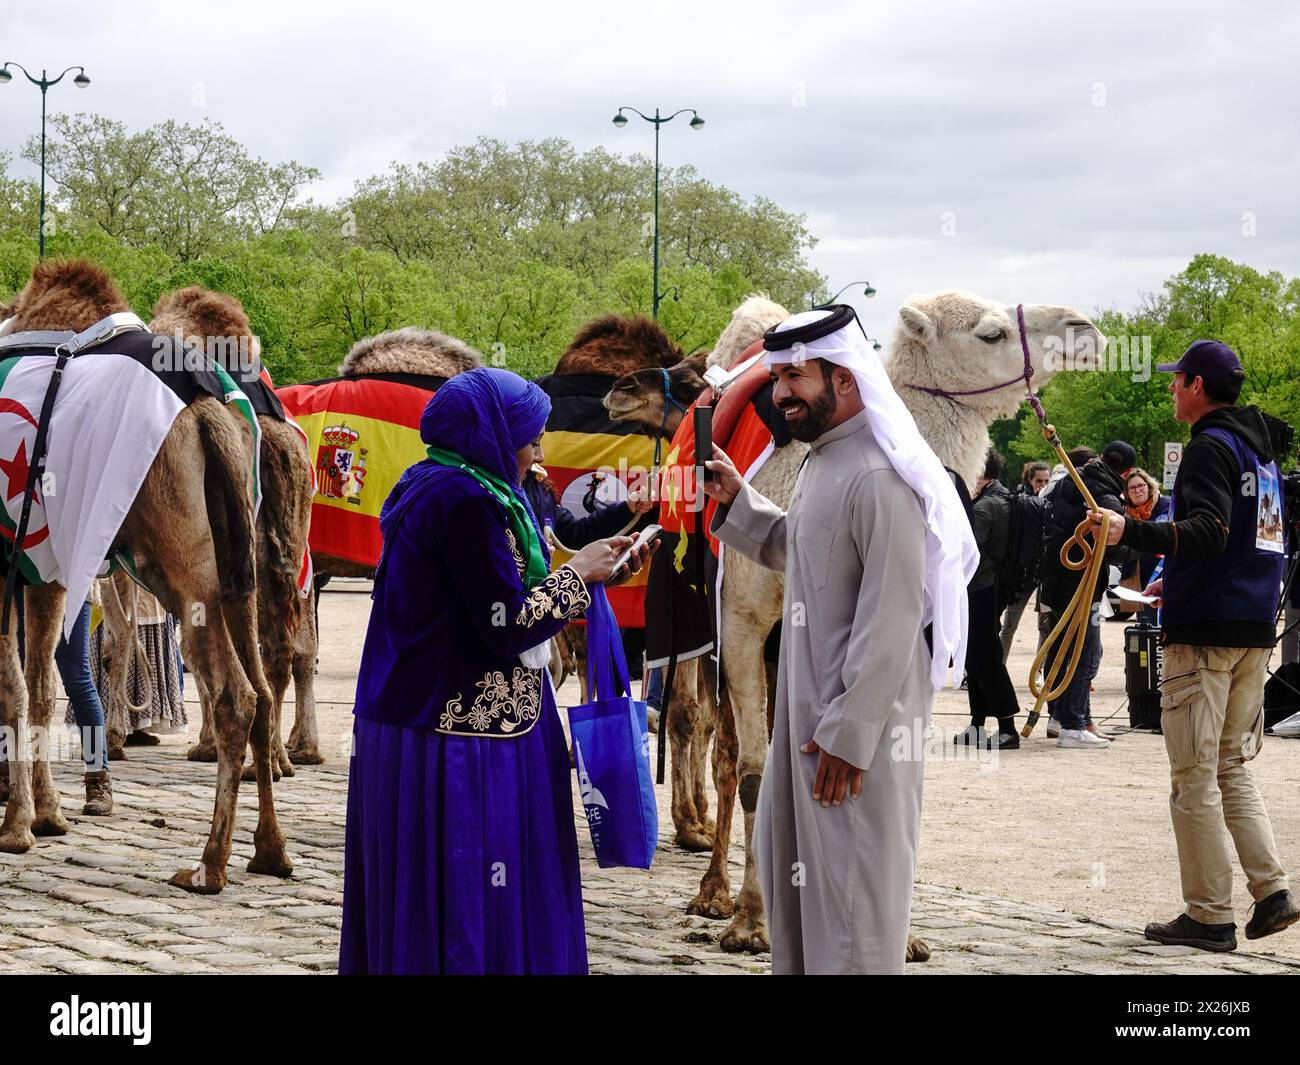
[906,303,1047,422]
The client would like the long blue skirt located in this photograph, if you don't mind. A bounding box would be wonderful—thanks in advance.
[338,689,587,974]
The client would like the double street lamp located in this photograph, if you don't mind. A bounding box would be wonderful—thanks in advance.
[0,61,91,258]
[612,106,704,319]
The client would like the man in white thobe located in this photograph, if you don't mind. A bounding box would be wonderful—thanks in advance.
[704,305,976,974]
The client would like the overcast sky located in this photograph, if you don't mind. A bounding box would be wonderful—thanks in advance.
[4,0,1299,342]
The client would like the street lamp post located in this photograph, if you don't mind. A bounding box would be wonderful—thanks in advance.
[0,61,91,258]
[612,106,704,319]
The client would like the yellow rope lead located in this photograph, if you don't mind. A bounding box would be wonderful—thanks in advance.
[1022,422,1110,738]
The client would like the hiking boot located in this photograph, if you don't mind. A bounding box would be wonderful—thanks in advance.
[1245,890,1300,941]
[83,771,113,816]
[1144,913,1236,952]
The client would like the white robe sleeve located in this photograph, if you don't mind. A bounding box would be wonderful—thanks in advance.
[812,468,926,769]
[710,478,787,572]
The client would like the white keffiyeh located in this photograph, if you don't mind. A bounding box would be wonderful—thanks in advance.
[765,308,978,689]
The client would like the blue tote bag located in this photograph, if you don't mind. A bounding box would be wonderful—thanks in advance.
[566,583,658,869]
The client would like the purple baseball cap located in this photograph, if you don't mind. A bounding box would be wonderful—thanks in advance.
[1155,339,1244,381]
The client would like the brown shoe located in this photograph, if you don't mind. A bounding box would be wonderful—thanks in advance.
[83,770,113,816]
[1246,890,1300,941]
[125,730,160,747]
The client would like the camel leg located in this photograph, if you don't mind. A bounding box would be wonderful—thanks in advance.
[244,601,292,781]
[166,592,256,893]
[185,659,217,762]
[222,592,292,878]
[667,661,712,851]
[689,656,717,838]
[285,595,323,765]
[24,584,69,837]
[717,605,774,953]
[0,578,36,853]
[687,683,736,919]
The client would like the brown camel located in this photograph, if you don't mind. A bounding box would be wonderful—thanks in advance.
[607,291,1102,960]
[0,259,288,894]
[148,287,319,773]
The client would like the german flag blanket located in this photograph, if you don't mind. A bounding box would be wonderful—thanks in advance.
[535,372,655,629]
[277,372,448,569]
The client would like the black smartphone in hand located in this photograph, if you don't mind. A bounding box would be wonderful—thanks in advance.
[694,405,714,483]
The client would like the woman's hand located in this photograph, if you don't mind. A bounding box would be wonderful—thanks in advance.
[568,536,633,584]
[606,537,659,587]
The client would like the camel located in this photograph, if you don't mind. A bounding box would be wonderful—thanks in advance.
[147,287,318,773]
[606,291,1101,955]
[0,259,288,893]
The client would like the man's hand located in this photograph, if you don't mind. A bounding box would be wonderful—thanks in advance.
[702,444,744,506]
[1087,508,1125,546]
[800,738,863,808]
[606,536,659,587]
[1142,577,1163,608]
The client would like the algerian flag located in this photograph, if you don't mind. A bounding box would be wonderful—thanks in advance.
[0,353,185,638]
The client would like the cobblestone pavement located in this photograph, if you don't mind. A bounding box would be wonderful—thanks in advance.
[2,747,1299,975]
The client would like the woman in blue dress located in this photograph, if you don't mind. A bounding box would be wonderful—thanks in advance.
[339,367,649,975]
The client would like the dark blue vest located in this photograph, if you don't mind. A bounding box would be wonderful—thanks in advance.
[1162,427,1284,630]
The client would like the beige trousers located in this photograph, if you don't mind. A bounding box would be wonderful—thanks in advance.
[1161,643,1289,924]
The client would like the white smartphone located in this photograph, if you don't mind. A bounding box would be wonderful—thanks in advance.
[612,524,662,573]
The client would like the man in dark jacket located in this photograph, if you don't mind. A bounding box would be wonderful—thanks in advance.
[1093,340,1297,952]
[1040,441,1135,748]
[956,451,1020,749]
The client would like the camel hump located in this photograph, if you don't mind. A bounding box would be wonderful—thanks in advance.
[341,328,483,379]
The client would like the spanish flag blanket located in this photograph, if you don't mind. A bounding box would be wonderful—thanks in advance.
[0,328,260,638]
[535,372,656,629]
[277,372,447,569]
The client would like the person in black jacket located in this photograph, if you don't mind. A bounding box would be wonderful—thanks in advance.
[1093,340,1297,951]
[999,461,1051,662]
[1040,441,1135,749]
[521,437,653,548]
[955,451,1020,750]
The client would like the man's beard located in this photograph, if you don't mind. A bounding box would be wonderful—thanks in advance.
[780,379,838,442]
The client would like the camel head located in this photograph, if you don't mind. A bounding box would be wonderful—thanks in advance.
[886,291,1102,423]
[341,327,483,379]
[3,259,130,332]
[553,314,683,378]
[603,355,710,438]
[707,293,789,370]
[151,286,255,347]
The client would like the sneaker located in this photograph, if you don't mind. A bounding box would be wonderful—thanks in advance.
[953,725,991,749]
[1245,890,1300,941]
[83,770,113,816]
[1087,722,1119,741]
[1144,913,1237,952]
[1046,717,1061,738]
[995,732,1020,751]
[1058,728,1110,748]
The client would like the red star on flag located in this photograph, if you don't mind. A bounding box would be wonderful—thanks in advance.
[0,438,39,505]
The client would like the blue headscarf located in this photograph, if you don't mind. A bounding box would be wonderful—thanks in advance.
[419,368,553,585]
[420,367,551,484]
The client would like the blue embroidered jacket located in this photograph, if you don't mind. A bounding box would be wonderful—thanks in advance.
[353,461,590,737]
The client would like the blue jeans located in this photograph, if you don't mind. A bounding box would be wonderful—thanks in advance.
[1045,603,1103,731]
[645,665,664,710]
[53,602,108,772]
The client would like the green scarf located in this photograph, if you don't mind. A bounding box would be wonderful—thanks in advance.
[425,445,548,589]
